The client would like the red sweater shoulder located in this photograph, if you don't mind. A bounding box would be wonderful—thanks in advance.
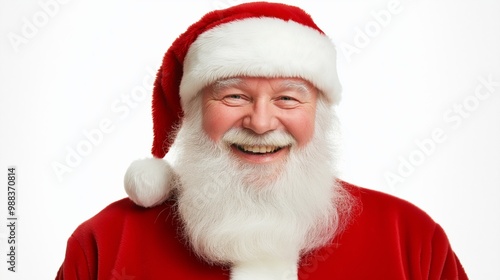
[300,181,468,279]
[56,198,229,280]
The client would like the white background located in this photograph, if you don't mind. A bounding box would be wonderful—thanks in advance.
[1,0,499,279]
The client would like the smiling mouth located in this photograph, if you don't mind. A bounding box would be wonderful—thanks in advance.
[233,144,284,154]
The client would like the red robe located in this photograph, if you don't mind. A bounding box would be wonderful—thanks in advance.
[56,181,468,279]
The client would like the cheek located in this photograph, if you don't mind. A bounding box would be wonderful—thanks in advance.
[202,105,238,142]
[284,111,316,146]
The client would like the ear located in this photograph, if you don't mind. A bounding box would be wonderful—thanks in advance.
[124,157,175,207]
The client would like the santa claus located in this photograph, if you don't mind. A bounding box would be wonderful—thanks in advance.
[56,2,468,279]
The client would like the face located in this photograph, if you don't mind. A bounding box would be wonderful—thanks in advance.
[201,77,318,164]
[172,77,344,266]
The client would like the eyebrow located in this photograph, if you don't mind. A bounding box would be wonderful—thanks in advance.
[211,77,245,92]
[210,77,316,95]
[277,80,314,95]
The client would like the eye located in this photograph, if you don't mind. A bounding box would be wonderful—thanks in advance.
[222,94,248,106]
[227,94,242,99]
[279,96,295,101]
[275,96,300,108]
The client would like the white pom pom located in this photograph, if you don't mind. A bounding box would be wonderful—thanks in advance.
[124,158,174,208]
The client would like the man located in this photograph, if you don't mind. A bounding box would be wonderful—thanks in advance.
[56,2,468,279]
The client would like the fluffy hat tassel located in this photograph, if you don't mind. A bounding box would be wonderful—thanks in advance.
[124,158,175,208]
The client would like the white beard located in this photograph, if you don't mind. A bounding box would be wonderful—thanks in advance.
[168,97,351,278]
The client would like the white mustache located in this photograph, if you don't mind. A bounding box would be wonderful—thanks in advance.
[222,128,296,147]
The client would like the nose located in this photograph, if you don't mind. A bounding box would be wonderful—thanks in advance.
[242,100,279,134]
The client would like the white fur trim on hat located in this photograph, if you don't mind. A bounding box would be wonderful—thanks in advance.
[179,17,342,108]
[124,158,175,208]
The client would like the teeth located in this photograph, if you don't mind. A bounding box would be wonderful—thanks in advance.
[240,145,279,153]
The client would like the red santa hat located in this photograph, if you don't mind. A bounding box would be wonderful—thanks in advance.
[125,2,342,207]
